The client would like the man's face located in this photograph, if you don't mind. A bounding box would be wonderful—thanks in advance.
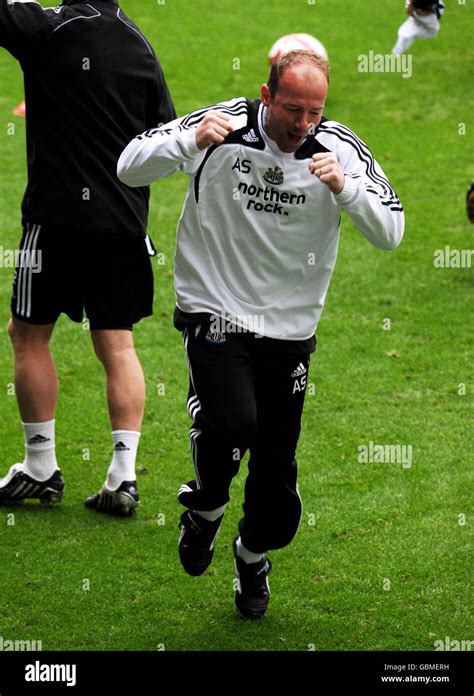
[260,64,328,153]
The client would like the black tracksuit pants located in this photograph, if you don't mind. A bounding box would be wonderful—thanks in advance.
[176,317,313,554]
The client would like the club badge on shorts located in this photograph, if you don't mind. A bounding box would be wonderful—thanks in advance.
[205,330,226,344]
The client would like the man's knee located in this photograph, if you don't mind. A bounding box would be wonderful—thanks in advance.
[91,329,135,366]
[239,493,303,553]
[7,319,15,344]
[213,408,257,445]
[8,317,54,352]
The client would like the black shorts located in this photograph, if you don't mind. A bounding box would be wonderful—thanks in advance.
[11,222,154,330]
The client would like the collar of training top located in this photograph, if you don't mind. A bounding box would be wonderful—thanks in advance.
[61,0,119,5]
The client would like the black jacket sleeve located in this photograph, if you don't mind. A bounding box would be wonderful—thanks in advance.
[0,0,55,58]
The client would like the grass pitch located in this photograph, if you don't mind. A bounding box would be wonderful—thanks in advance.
[0,0,472,651]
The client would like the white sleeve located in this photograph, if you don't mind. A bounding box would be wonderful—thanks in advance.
[117,115,205,187]
[318,122,405,250]
[117,97,248,187]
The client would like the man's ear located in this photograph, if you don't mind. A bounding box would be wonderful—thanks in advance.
[260,84,271,107]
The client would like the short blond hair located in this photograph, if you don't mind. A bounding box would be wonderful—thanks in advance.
[267,49,330,98]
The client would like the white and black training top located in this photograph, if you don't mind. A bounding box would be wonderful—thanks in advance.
[118,97,405,342]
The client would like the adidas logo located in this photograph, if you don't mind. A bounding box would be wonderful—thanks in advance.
[27,434,51,445]
[291,362,307,378]
[114,442,130,451]
[242,128,259,143]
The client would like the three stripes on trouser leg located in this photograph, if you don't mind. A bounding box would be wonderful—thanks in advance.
[183,327,205,492]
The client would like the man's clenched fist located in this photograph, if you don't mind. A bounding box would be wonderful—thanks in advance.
[195,111,234,151]
[309,152,345,195]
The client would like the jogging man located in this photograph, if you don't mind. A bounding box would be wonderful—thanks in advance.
[118,51,404,616]
[0,0,175,515]
[392,1,445,55]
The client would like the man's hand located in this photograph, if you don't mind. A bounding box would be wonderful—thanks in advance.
[195,111,233,150]
[309,152,345,195]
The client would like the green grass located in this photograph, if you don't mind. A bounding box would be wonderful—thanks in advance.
[0,0,472,651]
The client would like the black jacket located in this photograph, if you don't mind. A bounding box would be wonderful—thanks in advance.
[0,0,176,236]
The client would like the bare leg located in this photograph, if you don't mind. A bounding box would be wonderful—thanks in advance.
[8,317,57,422]
[87,329,145,506]
[5,317,59,483]
[91,329,145,431]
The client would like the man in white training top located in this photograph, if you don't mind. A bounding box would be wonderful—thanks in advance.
[118,50,404,619]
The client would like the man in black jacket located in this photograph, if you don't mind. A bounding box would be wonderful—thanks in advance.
[0,0,176,515]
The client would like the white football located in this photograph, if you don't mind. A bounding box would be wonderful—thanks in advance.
[268,33,328,64]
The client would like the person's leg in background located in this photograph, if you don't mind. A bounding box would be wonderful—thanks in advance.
[0,318,64,504]
[0,221,65,505]
[84,233,154,517]
[392,16,419,55]
[392,12,440,55]
[84,328,145,516]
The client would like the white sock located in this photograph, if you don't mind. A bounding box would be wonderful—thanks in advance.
[22,419,58,482]
[194,504,226,522]
[236,536,264,564]
[106,430,140,490]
